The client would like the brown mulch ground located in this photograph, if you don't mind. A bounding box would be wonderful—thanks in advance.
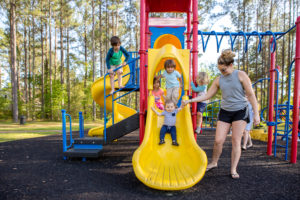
[0,130,299,200]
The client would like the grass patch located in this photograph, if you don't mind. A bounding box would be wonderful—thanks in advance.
[0,132,58,143]
[0,120,103,131]
[0,120,104,142]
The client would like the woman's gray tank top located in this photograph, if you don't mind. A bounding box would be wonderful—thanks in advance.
[219,70,248,111]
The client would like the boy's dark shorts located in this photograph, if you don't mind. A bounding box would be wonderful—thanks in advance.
[197,102,207,113]
[218,107,250,124]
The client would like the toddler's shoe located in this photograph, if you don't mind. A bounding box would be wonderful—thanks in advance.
[195,127,201,134]
[159,140,165,145]
[172,140,179,146]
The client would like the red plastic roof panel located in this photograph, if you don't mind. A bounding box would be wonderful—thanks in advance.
[145,0,191,13]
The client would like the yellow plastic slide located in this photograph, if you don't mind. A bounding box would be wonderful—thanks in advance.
[88,62,137,137]
[132,44,207,190]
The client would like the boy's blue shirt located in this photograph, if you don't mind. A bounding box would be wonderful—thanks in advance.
[163,70,181,88]
[191,82,207,93]
[105,46,130,69]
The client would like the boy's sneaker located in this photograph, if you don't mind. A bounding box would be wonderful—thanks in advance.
[159,140,165,145]
[172,140,179,146]
[195,127,201,134]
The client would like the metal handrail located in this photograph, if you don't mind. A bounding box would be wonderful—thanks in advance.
[103,57,140,143]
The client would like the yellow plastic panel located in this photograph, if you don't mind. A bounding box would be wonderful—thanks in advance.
[147,44,190,91]
[153,34,182,49]
[88,58,137,137]
[132,96,207,190]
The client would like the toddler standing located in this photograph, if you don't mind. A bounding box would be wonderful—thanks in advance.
[191,72,209,134]
[159,59,182,106]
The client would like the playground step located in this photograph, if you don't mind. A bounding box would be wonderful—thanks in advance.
[106,112,139,143]
[63,148,102,158]
[74,137,105,145]
[116,85,139,92]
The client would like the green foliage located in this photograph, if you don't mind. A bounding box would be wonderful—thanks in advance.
[0,86,12,119]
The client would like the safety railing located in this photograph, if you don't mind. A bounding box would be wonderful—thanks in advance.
[61,110,84,157]
[202,100,221,130]
[260,60,297,160]
[103,56,140,143]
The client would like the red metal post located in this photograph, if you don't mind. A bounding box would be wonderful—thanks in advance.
[139,0,146,144]
[192,0,198,140]
[267,38,276,155]
[186,11,192,96]
[186,11,192,50]
[145,12,149,109]
[291,16,300,163]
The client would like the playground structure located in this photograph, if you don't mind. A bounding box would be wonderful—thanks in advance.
[194,21,300,163]
[60,0,300,191]
[259,59,299,161]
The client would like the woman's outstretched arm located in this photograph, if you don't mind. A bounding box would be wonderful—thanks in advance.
[182,77,219,106]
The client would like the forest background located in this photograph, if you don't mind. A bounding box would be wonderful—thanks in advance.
[0,0,299,123]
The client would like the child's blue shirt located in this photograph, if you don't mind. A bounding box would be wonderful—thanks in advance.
[162,109,179,126]
[105,46,130,69]
[163,70,181,89]
[191,82,208,103]
[191,82,207,93]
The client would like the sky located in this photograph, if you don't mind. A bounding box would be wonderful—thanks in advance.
[198,4,234,71]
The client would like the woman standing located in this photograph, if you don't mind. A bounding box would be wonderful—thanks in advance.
[182,49,260,179]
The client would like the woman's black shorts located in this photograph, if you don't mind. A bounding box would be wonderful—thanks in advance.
[218,107,250,124]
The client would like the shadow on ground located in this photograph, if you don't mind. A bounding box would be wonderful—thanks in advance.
[0,130,299,200]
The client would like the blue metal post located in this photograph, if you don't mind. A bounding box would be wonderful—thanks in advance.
[62,109,67,154]
[285,61,295,160]
[79,111,84,138]
[66,114,73,145]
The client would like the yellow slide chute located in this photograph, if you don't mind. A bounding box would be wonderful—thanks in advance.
[132,44,207,190]
[88,61,137,137]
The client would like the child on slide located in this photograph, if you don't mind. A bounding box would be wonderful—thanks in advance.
[152,76,165,110]
[158,59,182,106]
[152,99,182,146]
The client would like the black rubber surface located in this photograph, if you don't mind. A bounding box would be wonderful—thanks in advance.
[0,130,299,200]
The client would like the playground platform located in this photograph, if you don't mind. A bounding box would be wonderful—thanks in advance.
[0,130,299,200]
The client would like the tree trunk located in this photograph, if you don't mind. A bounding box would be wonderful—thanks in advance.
[237,0,241,70]
[242,0,246,72]
[28,25,31,120]
[24,18,28,118]
[92,0,96,120]
[255,1,258,99]
[0,64,1,89]
[83,4,88,116]
[106,0,108,60]
[99,1,104,120]
[54,27,57,81]
[41,16,45,119]
[49,0,53,120]
[60,0,64,85]
[32,16,36,121]
[67,26,70,112]
[10,0,18,122]
[281,1,286,104]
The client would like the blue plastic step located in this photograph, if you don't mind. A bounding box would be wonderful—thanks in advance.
[63,148,102,158]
